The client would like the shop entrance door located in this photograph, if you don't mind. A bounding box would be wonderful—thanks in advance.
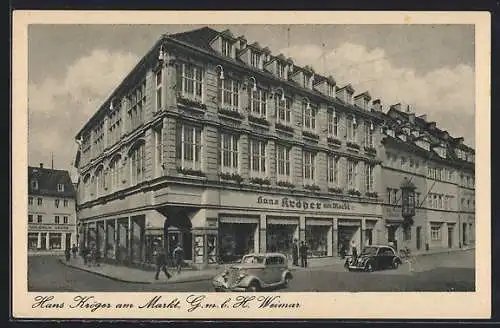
[66,233,72,250]
[387,225,398,251]
[40,233,47,250]
[416,227,422,250]
[462,223,467,246]
[448,226,453,248]
[337,226,359,257]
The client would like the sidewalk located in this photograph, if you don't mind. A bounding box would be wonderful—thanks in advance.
[59,247,474,284]
[60,257,222,284]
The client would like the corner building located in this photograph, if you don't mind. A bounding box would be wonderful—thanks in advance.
[75,27,391,268]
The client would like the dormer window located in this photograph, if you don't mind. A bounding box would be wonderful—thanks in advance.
[250,51,261,69]
[57,183,64,192]
[277,62,286,79]
[327,83,335,98]
[222,39,233,57]
[31,179,38,190]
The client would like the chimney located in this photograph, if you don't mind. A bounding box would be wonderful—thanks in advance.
[39,163,44,168]
[372,99,382,112]
[391,103,402,111]
[408,112,415,124]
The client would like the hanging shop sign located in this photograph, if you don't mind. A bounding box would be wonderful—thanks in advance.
[256,195,353,211]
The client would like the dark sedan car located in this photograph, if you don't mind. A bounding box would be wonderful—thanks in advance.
[345,245,402,272]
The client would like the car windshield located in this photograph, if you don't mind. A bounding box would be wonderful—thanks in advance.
[241,255,266,264]
[360,246,379,256]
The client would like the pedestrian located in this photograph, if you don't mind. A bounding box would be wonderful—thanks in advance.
[172,243,184,274]
[81,245,89,265]
[291,239,299,266]
[299,241,308,268]
[154,241,171,280]
[71,244,78,259]
[351,240,358,261]
[64,246,71,262]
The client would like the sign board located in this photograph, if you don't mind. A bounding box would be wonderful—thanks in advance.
[28,224,75,232]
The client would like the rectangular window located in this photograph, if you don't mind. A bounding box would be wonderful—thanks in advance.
[154,124,163,178]
[276,97,292,125]
[427,194,433,208]
[108,106,122,147]
[176,124,203,171]
[31,179,38,190]
[250,51,261,68]
[302,150,316,184]
[219,78,240,110]
[327,110,339,137]
[54,199,60,208]
[364,163,374,192]
[431,225,442,241]
[63,216,68,224]
[28,214,33,223]
[302,101,316,132]
[249,139,267,177]
[180,63,203,100]
[392,189,398,205]
[364,122,374,147]
[54,216,60,224]
[37,215,42,223]
[276,145,291,182]
[416,192,421,208]
[444,196,448,210]
[387,188,392,204]
[155,69,162,111]
[438,195,443,208]
[346,116,357,142]
[250,89,267,117]
[130,143,146,184]
[37,198,43,206]
[220,133,239,174]
[346,159,357,189]
[28,197,33,206]
[222,39,232,57]
[57,184,64,192]
[127,81,146,131]
[327,155,339,187]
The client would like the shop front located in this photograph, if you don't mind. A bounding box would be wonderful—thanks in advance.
[305,218,333,257]
[337,219,361,256]
[266,217,299,254]
[27,223,76,252]
[218,216,259,263]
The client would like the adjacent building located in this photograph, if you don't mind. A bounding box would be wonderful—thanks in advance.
[73,27,391,268]
[28,164,77,252]
[376,103,475,252]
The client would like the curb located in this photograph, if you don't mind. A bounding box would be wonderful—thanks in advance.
[412,247,475,258]
[58,259,214,285]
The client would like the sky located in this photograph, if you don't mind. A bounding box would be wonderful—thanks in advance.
[27,24,475,177]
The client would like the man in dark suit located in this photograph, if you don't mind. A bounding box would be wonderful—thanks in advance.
[291,239,299,266]
[154,241,171,280]
[299,241,308,268]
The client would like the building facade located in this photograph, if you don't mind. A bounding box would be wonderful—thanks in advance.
[376,104,475,252]
[74,27,390,268]
[28,164,77,252]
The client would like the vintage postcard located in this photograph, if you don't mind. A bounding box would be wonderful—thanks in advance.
[12,10,491,319]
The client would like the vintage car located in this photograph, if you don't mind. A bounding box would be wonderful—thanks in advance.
[345,245,402,272]
[212,253,293,292]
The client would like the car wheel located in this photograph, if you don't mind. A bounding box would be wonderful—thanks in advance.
[392,260,400,269]
[246,281,260,292]
[284,274,292,287]
[365,262,374,272]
